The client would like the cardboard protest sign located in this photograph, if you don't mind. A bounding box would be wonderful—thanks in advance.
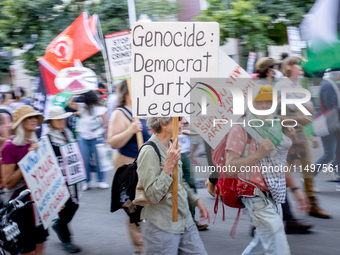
[59,142,87,185]
[105,30,132,81]
[131,22,219,117]
[18,137,70,229]
[189,49,261,149]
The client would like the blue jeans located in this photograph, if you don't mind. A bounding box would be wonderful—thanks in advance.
[78,135,105,183]
[241,196,290,255]
[315,132,340,180]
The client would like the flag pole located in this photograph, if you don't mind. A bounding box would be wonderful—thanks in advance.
[96,15,113,93]
[172,117,179,222]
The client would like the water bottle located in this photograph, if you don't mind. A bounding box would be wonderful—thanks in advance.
[120,190,129,206]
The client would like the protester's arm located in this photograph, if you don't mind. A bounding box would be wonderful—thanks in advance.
[67,96,79,110]
[196,198,211,223]
[137,146,174,204]
[225,139,275,176]
[285,168,309,212]
[2,164,22,190]
[107,110,141,149]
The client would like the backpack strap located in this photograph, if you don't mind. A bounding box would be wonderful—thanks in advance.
[137,140,161,163]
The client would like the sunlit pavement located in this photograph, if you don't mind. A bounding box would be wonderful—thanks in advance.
[45,141,340,255]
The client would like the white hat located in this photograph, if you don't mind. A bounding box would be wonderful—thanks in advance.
[46,106,73,121]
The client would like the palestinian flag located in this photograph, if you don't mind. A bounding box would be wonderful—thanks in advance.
[301,0,340,74]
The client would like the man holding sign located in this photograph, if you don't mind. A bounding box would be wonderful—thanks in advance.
[137,117,210,254]
[1,106,48,255]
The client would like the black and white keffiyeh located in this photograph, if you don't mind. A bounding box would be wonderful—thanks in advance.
[258,134,292,204]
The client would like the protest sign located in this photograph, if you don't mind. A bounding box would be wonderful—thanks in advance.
[131,22,220,117]
[189,49,261,149]
[105,31,132,81]
[18,136,70,229]
[59,142,87,185]
[246,52,257,74]
[287,26,302,55]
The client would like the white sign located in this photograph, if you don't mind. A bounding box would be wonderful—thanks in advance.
[105,31,132,81]
[246,52,257,74]
[131,22,219,117]
[189,50,261,149]
[287,26,302,55]
[18,137,70,229]
[59,142,87,185]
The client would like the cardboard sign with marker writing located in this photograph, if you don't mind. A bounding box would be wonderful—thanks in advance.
[131,22,219,117]
[189,50,261,149]
[18,136,70,229]
[59,142,87,185]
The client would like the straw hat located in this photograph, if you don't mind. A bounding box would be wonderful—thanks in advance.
[255,57,281,73]
[46,106,72,121]
[11,105,44,130]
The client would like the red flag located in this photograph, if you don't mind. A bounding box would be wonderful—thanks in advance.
[38,12,102,95]
[43,12,101,71]
[38,59,60,95]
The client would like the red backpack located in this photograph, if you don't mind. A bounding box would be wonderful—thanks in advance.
[211,128,265,237]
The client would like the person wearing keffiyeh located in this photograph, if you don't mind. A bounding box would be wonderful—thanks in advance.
[224,84,308,255]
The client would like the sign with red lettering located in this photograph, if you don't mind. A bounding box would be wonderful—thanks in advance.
[59,142,87,185]
[105,30,132,81]
[131,22,219,117]
[189,50,261,149]
[18,136,70,229]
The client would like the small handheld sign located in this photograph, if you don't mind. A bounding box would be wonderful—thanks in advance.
[59,142,87,185]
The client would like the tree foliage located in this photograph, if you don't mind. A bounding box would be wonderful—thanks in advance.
[0,0,179,78]
[196,0,315,51]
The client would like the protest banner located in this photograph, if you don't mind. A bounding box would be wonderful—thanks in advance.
[59,142,87,185]
[246,52,257,74]
[287,26,302,55]
[131,22,220,118]
[189,49,261,149]
[18,136,70,229]
[131,22,219,222]
[105,31,132,81]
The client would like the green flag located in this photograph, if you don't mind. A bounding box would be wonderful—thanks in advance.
[301,0,340,74]
[52,92,73,108]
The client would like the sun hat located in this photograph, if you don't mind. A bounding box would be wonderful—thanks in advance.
[11,105,44,130]
[255,57,281,73]
[46,106,72,121]
[254,84,276,102]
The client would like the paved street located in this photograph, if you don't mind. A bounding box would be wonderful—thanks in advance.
[45,143,340,255]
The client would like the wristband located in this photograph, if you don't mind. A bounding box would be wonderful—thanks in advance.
[291,187,300,192]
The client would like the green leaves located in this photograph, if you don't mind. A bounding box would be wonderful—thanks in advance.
[0,0,179,78]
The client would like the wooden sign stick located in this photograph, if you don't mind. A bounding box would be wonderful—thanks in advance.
[126,77,144,149]
[172,117,179,222]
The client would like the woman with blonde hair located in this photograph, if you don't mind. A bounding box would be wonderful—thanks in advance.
[1,105,48,255]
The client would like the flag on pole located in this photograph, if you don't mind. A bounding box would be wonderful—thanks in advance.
[301,0,340,74]
[38,12,102,95]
